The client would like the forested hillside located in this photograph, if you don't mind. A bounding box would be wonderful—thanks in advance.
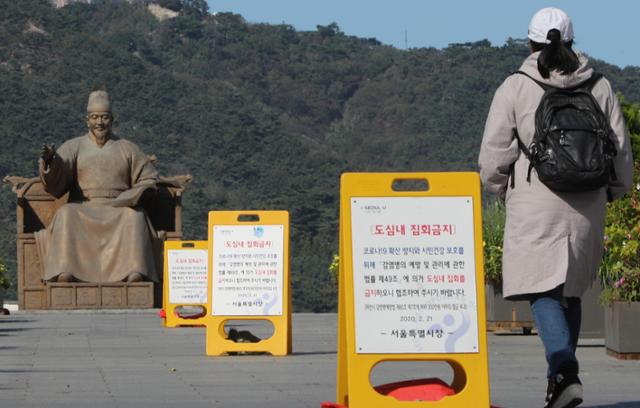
[2,0,639,310]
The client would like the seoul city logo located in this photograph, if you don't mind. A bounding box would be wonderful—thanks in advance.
[253,226,265,238]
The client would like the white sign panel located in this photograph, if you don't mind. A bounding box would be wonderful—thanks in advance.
[168,249,208,304]
[351,196,479,354]
[211,225,284,316]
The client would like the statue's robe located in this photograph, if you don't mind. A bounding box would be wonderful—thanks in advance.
[34,134,160,283]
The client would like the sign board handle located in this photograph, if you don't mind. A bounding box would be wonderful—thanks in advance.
[391,178,429,192]
[237,214,260,222]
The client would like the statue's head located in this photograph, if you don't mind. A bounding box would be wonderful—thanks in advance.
[85,90,113,145]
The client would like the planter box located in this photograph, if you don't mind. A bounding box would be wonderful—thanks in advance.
[605,301,640,360]
[579,282,604,339]
[485,284,534,334]
[485,283,604,338]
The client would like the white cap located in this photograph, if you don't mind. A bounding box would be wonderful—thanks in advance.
[528,7,574,44]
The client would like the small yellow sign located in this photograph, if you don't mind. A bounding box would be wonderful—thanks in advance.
[162,241,209,328]
[337,172,490,407]
[205,211,291,356]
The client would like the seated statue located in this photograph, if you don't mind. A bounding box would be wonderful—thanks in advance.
[34,90,160,284]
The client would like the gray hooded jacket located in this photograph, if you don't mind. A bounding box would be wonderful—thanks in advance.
[478,52,633,299]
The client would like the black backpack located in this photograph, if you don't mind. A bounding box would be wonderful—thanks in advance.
[513,71,617,192]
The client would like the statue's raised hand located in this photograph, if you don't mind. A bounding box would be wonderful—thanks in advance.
[40,144,56,166]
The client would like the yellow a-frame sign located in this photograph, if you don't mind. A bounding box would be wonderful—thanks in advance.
[162,241,209,328]
[205,211,291,356]
[337,172,490,407]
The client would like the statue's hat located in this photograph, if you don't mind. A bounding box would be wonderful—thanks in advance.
[87,90,111,112]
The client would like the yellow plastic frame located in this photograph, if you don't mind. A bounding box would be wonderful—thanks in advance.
[337,172,490,407]
[205,210,291,356]
[162,241,209,328]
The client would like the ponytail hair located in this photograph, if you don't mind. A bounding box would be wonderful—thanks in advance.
[530,28,579,78]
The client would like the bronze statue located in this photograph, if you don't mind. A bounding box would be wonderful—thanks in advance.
[35,90,159,283]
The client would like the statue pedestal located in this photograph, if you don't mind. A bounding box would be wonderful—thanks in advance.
[47,282,155,309]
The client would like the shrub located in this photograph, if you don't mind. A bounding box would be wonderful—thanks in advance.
[599,97,640,305]
[0,259,10,290]
[328,253,339,285]
[600,164,640,304]
[483,200,505,290]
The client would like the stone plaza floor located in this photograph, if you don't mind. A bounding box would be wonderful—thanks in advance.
[1,311,639,408]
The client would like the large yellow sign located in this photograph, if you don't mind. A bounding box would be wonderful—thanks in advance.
[205,211,291,356]
[162,241,208,328]
[337,173,490,407]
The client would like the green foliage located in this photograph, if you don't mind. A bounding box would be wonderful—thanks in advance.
[0,258,10,290]
[600,99,640,305]
[482,201,505,290]
[328,253,339,285]
[619,95,640,159]
[181,0,208,16]
[600,268,640,305]
[1,0,639,310]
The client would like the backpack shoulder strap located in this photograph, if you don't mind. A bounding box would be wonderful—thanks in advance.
[512,128,531,158]
[512,70,552,91]
[511,128,536,184]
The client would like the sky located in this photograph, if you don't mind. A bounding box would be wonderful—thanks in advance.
[207,1,638,69]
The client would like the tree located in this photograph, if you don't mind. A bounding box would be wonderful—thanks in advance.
[181,0,208,17]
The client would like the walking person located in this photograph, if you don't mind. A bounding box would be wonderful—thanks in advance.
[478,7,633,408]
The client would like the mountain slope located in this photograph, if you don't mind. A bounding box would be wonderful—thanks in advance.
[1,0,639,310]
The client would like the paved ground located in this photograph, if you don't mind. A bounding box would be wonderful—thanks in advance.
[1,311,639,408]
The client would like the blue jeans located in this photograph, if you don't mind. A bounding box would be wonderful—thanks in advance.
[529,286,581,378]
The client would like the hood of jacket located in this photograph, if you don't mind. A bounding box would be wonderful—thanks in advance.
[518,51,594,88]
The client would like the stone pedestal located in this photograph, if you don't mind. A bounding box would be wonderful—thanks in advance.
[47,282,155,309]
